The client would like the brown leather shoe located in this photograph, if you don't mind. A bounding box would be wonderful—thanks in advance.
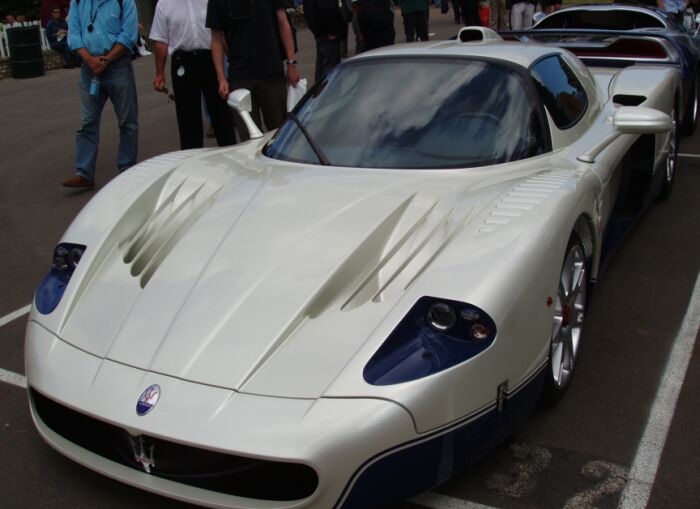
[62,175,95,189]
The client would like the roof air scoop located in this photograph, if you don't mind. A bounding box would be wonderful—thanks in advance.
[458,26,503,43]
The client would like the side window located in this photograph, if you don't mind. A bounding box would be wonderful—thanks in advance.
[530,55,588,130]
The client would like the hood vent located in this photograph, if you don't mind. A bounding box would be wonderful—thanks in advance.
[123,177,223,288]
[458,26,503,43]
[339,197,475,310]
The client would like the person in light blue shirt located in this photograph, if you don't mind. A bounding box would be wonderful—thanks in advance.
[63,0,139,189]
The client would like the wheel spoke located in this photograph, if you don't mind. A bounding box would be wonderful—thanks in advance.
[569,261,585,307]
[560,269,570,299]
[551,339,564,384]
[549,242,586,391]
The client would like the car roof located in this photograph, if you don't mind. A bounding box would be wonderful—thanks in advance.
[351,39,564,70]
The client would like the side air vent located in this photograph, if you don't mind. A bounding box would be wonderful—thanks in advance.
[478,170,573,234]
[458,26,502,43]
[613,94,646,107]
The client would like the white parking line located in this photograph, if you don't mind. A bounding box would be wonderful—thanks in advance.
[618,273,700,509]
[0,367,27,389]
[412,492,499,509]
[0,304,31,328]
[677,153,700,158]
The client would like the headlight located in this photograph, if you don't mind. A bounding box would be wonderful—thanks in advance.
[35,243,86,315]
[363,296,497,385]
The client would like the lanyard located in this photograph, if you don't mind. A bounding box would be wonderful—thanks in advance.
[87,0,109,33]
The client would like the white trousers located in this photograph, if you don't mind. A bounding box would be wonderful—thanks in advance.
[510,2,535,30]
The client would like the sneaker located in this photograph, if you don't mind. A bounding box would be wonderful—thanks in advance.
[62,175,95,189]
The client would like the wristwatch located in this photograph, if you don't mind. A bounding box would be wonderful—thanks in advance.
[285,59,298,65]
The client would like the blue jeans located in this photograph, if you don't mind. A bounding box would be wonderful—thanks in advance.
[76,56,138,181]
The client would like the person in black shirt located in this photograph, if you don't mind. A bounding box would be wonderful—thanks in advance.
[304,0,348,82]
[352,0,395,52]
[206,0,300,141]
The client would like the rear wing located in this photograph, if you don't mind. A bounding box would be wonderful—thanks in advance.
[500,29,683,70]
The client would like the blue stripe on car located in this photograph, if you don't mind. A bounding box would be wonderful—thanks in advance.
[336,364,547,509]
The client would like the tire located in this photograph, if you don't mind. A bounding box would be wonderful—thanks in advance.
[541,232,588,404]
[658,104,679,201]
[681,79,698,136]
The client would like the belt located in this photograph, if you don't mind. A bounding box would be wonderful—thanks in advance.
[172,49,211,58]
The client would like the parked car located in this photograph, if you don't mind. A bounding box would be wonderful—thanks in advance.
[530,4,700,134]
[26,27,676,509]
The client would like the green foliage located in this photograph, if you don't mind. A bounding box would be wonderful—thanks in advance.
[1,0,41,19]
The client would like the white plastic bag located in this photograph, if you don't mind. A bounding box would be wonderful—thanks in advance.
[287,78,307,112]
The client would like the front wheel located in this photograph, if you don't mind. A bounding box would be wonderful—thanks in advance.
[682,79,698,135]
[541,233,588,403]
[658,105,679,201]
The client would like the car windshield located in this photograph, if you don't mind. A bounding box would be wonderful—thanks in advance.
[263,58,547,169]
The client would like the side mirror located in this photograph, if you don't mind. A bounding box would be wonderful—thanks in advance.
[613,106,672,135]
[577,106,671,163]
[227,89,263,140]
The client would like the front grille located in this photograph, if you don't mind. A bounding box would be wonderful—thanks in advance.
[31,389,318,501]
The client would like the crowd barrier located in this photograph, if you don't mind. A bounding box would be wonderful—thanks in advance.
[0,21,51,59]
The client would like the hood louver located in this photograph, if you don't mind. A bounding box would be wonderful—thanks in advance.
[123,177,223,288]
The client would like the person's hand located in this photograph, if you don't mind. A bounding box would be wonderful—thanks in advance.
[218,78,229,100]
[87,55,107,75]
[153,74,166,92]
[287,64,300,87]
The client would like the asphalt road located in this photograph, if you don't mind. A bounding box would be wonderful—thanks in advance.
[1,9,699,509]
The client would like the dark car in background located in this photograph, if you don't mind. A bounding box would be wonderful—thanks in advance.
[527,4,700,134]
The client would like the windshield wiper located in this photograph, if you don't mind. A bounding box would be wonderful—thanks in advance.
[287,112,330,166]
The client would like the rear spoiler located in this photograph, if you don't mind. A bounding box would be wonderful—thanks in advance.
[500,29,680,64]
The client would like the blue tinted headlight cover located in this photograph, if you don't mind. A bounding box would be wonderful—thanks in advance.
[35,243,86,315]
[363,296,497,385]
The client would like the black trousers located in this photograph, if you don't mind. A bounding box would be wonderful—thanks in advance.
[458,0,480,26]
[357,5,395,51]
[451,0,462,23]
[402,10,429,42]
[171,49,236,150]
[229,73,287,141]
[315,35,342,83]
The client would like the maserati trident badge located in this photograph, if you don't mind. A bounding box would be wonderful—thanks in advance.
[136,384,161,416]
[130,435,155,473]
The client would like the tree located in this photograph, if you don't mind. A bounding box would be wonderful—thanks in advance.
[1,0,41,19]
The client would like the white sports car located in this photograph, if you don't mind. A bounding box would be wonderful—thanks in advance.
[26,27,676,509]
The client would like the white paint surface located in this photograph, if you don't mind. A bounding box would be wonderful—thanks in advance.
[618,273,700,509]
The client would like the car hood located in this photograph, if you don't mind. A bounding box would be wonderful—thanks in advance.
[53,148,523,398]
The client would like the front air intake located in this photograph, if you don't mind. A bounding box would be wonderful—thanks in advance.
[31,389,319,501]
